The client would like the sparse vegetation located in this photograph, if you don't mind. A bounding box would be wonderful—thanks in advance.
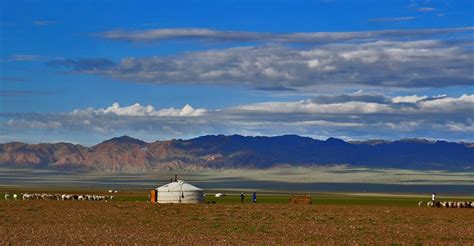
[1,198,473,244]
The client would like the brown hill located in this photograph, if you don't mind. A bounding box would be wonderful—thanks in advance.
[0,135,473,171]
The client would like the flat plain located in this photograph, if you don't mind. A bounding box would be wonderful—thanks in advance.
[1,167,473,244]
[1,194,473,244]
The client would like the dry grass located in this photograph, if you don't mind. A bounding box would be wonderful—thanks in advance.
[1,201,473,244]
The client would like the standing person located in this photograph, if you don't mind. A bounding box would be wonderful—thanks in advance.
[252,192,257,203]
[431,192,438,207]
[240,192,245,203]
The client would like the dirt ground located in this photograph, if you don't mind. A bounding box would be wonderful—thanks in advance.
[1,201,473,244]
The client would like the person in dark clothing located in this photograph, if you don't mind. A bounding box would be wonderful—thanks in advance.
[240,192,245,203]
[252,192,257,203]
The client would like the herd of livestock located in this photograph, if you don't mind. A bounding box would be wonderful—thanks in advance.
[420,200,474,208]
[3,192,113,201]
[2,192,474,207]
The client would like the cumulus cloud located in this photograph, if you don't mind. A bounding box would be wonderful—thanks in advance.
[391,95,427,103]
[1,103,212,140]
[2,94,473,141]
[443,120,474,132]
[48,40,474,89]
[72,102,207,117]
[97,27,473,43]
[232,94,474,116]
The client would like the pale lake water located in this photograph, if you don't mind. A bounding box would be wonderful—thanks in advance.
[0,167,473,195]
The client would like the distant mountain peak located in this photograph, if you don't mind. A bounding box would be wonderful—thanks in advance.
[325,137,346,144]
[98,135,146,146]
[397,138,433,144]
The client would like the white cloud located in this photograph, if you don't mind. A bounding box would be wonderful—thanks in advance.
[233,99,393,114]
[7,119,62,129]
[392,95,427,103]
[51,39,474,90]
[156,104,208,117]
[233,94,474,115]
[3,94,473,141]
[443,120,474,132]
[368,17,416,22]
[416,7,436,12]
[97,27,473,43]
[72,102,207,117]
[419,94,474,112]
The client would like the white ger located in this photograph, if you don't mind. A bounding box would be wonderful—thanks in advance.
[155,180,204,204]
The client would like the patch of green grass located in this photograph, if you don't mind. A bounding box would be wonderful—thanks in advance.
[204,194,434,206]
[1,189,469,208]
[103,192,466,207]
[441,236,457,241]
[212,222,221,228]
[205,195,289,204]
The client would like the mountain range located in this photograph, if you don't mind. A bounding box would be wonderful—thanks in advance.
[1,135,473,171]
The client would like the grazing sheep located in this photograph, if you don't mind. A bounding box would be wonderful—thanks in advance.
[13,194,18,200]
[423,200,474,209]
[215,193,226,198]
[418,201,423,207]
[4,193,10,200]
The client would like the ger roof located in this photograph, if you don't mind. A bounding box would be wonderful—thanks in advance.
[156,180,203,192]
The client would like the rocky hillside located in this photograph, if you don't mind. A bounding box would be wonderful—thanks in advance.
[0,135,473,171]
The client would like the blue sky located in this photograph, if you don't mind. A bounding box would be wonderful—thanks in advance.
[1,0,473,145]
